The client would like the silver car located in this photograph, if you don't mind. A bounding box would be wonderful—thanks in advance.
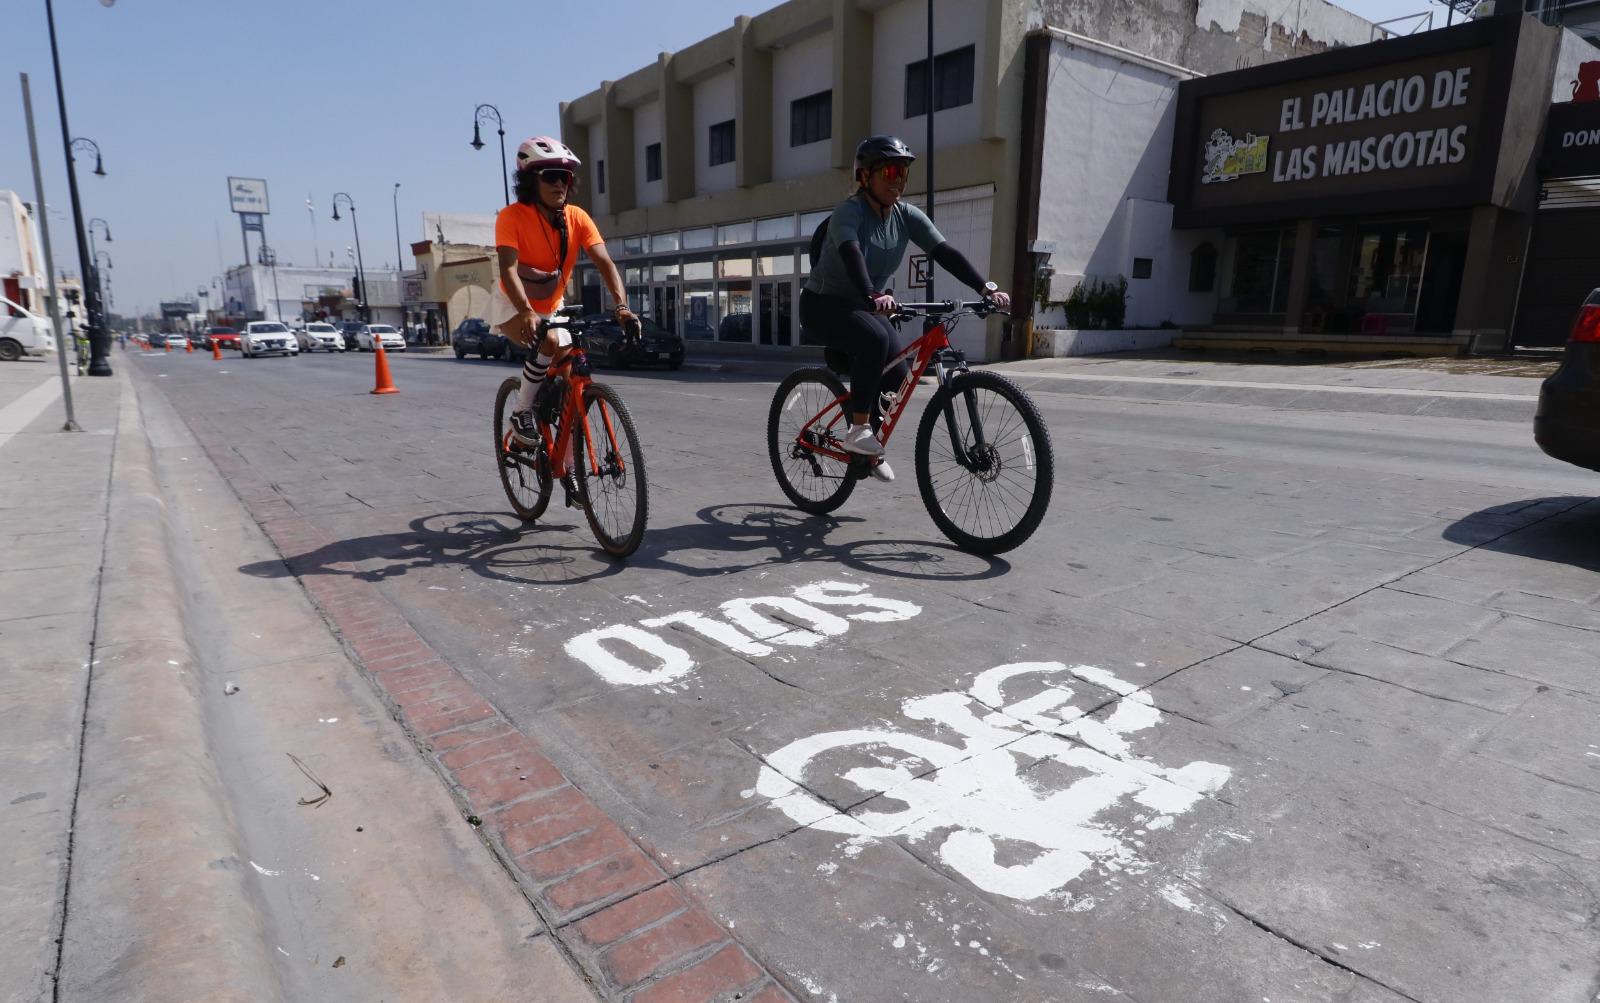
[242,321,298,358]
[298,322,345,352]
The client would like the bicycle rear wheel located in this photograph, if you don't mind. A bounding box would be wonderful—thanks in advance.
[914,370,1054,554]
[768,367,858,515]
[574,382,649,557]
[494,377,552,521]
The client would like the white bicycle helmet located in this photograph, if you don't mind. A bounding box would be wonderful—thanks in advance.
[516,135,581,171]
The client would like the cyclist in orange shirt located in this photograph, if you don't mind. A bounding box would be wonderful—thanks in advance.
[496,135,636,445]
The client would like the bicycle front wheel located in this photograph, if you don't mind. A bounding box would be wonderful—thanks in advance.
[574,382,649,558]
[914,371,1054,555]
[494,377,552,521]
[768,367,858,515]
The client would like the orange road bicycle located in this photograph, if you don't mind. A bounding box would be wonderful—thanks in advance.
[494,310,649,557]
[767,299,1054,555]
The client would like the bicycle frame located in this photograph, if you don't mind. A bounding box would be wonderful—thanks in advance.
[793,304,989,468]
[499,330,623,486]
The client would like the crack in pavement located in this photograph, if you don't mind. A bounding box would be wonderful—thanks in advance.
[1201,889,1424,1002]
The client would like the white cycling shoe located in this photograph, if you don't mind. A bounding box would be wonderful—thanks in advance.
[841,423,884,458]
[869,459,895,483]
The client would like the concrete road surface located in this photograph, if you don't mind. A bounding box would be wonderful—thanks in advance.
[125,345,1600,1003]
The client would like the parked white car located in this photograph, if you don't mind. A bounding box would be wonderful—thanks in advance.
[242,321,298,358]
[357,324,405,352]
[298,322,345,352]
[0,296,57,362]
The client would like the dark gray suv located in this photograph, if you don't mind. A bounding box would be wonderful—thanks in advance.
[1535,288,1600,473]
[452,318,507,360]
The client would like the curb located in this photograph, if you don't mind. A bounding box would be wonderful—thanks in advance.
[58,370,285,1002]
[186,433,798,1002]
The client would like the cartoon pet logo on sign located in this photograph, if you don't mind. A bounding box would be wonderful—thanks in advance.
[1201,128,1269,184]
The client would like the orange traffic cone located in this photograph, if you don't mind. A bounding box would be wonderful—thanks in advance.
[185,338,194,353]
[371,343,398,395]
[212,341,223,360]
[165,340,171,353]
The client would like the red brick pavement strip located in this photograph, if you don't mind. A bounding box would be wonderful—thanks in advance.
[232,512,800,1002]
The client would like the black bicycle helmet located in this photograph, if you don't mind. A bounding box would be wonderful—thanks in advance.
[854,135,916,173]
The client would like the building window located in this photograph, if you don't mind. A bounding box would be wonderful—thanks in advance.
[905,45,976,119]
[1219,229,1294,314]
[597,159,606,195]
[1189,244,1218,292]
[717,221,753,246]
[756,215,797,242]
[645,143,662,183]
[1132,257,1153,279]
[790,90,831,147]
[709,120,736,166]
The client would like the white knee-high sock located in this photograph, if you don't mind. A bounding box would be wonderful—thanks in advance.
[517,352,553,411]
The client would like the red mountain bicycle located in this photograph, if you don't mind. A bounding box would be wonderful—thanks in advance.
[494,311,649,557]
[767,299,1054,555]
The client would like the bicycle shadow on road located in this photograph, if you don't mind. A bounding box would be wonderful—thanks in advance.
[237,503,1009,589]
[1441,496,1600,574]
[625,502,1012,583]
[237,510,629,587]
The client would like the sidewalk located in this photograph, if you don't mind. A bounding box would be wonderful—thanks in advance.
[0,353,593,1002]
[0,359,107,1003]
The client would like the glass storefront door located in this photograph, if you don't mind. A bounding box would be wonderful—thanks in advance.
[1348,221,1428,331]
[652,284,680,339]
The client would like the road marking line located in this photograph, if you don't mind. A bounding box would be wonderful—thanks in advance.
[1015,370,1537,402]
[0,374,67,449]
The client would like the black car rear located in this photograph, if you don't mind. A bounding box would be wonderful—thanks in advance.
[582,314,685,369]
[1535,289,1600,473]
[452,318,507,360]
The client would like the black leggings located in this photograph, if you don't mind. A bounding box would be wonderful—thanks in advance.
[799,289,911,418]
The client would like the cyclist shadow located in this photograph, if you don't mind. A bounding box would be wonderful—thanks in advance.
[238,511,632,587]
[238,504,1009,588]
[629,502,1012,582]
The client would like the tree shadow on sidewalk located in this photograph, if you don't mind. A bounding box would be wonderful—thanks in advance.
[238,502,1010,588]
[1441,496,1600,575]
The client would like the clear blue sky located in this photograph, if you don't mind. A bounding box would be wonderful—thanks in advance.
[0,0,1449,317]
[0,0,758,317]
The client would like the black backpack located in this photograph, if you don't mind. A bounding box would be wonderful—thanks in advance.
[807,216,829,268]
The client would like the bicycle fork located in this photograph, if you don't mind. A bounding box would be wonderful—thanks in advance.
[931,359,992,474]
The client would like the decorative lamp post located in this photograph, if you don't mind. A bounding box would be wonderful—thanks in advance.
[331,193,368,322]
[471,103,510,204]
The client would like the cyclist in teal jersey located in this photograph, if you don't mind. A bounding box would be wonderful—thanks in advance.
[801,135,1009,481]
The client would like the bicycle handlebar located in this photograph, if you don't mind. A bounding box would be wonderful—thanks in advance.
[891,299,1011,321]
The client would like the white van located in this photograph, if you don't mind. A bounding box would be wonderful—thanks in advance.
[0,295,58,362]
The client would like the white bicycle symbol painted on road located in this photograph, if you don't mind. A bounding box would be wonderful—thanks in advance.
[755,661,1231,902]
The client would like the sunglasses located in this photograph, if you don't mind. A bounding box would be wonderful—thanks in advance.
[875,163,910,183]
[538,169,574,186]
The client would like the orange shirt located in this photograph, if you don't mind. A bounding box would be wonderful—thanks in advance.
[494,202,603,314]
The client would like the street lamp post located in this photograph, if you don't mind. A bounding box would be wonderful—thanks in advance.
[87,217,110,323]
[392,182,406,331]
[305,195,320,271]
[392,182,403,275]
[471,103,509,204]
[331,193,368,322]
[259,246,283,324]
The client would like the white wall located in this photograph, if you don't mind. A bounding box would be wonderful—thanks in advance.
[587,123,609,217]
[902,186,994,358]
[1036,38,1215,328]
[633,100,664,208]
[870,0,985,151]
[772,29,834,181]
[694,70,738,196]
